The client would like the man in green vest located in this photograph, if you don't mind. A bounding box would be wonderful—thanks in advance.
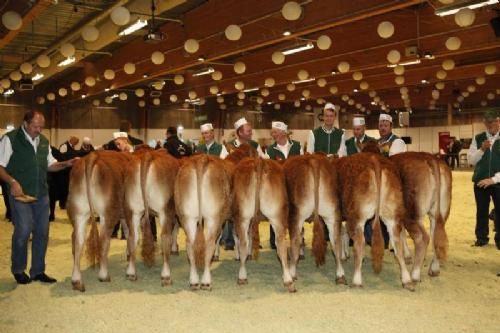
[0,111,77,284]
[467,109,499,249]
[228,117,265,158]
[306,103,346,157]
[345,116,376,156]
[265,121,303,249]
[195,123,228,158]
[377,113,406,157]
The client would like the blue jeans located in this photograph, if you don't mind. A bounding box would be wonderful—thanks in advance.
[9,194,50,276]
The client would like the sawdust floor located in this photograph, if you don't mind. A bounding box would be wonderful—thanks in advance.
[0,170,499,333]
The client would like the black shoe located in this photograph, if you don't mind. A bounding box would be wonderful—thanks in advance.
[270,243,276,250]
[496,242,500,250]
[14,272,32,284]
[472,240,488,247]
[31,273,57,283]
[49,215,55,222]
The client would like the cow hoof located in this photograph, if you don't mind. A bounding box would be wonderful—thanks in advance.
[284,281,297,293]
[292,276,298,281]
[126,274,137,281]
[335,276,347,285]
[98,276,111,282]
[403,282,416,292]
[201,283,212,291]
[161,277,172,286]
[298,254,305,260]
[71,280,85,292]
[211,255,219,262]
[351,283,363,288]
[428,270,440,277]
[190,283,200,291]
[237,278,248,285]
[171,251,179,256]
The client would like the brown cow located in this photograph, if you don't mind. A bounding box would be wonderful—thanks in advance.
[68,150,133,292]
[333,153,417,290]
[232,157,296,292]
[124,149,179,285]
[283,154,343,282]
[390,152,451,279]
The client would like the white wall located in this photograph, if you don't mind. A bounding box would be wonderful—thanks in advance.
[51,121,485,153]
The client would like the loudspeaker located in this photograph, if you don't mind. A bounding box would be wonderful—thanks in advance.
[491,17,500,38]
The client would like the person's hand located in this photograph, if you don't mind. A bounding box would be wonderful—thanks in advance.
[477,178,495,188]
[480,140,491,152]
[10,180,24,197]
[65,157,80,167]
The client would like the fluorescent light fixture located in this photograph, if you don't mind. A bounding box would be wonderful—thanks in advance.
[421,79,430,84]
[192,67,215,77]
[81,94,86,99]
[111,94,119,99]
[435,0,498,16]
[281,42,314,56]
[243,87,259,92]
[119,19,148,36]
[292,77,316,84]
[387,59,421,68]
[105,88,110,92]
[32,73,44,81]
[3,89,14,96]
[353,88,359,93]
[58,56,76,67]
[6,124,14,131]
[283,31,291,36]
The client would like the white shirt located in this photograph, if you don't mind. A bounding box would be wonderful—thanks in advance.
[0,126,57,168]
[264,141,304,159]
[232,138,265,158]
[206,141,229,159]
[467,131,500,184]
[59,142,74,153]
[306,126,347,157]
[379,134,407,156]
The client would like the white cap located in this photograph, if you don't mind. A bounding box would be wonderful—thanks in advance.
[83,136,91,144]
[200,123,213,132]
[324,102,335,111]
[234,117,248,130]
[379,113,392,123]
[113,131,128,139]
[353,117,365,126]
[271,121,288,131]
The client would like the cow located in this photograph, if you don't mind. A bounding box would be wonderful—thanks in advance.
[68,150,133,292]
[390,152,451,279]
[332,152,418,290]
[283,154,343,282]
[232,157,296,292]
[123,149,179,285]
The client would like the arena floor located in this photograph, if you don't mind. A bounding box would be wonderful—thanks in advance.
[0,170,499,333]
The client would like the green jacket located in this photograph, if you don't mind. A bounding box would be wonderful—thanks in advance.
[267,140,302,160]
[196,141,223,156]
[346,135,376,156]
[5,127,50,197]
[228,138,259,150]
[472,132,500,188]
[312,126,343,155]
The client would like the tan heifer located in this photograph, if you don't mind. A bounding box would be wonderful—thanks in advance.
[68,150,132,292]
[283,154,343,282]
[334,153,418,290]
[124,149,179,285]
[390,152,451,279]
[232,157,296,292]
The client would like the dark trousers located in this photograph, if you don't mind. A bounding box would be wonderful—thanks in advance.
[221,220,234,246]
[9,194,50,276]
[447,154,459,169]
[474,185,500,244]
[1,180,11,220]
[364,220,390,248]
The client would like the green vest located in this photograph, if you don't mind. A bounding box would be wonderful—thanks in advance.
[228,138,258,150]
[346,135,376,156]
[312,126,343,155]
[378,134,399,157]
[472,132,500,188]
[5,128,49,197]
[267,140,301,160]
[195,141,223,156]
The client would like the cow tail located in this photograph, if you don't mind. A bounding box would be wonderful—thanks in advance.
[194,156,208,270]
[311,158,326,267]
[251,158,263,260]
[431,159,448,261]
[371,156,384,274]
[141,152,155,267]
[84,153,100,268]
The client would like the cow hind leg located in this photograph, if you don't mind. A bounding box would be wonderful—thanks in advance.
[97,216,114,282]
[385,220,414,291]
[289,210,307,281]
[351,222,365,287]
[159,212,174,286]
[235,216,251,285]
[71,213,89,292]
[428,214,441,277]
[406,220,429,282]
[270,217,296,292]
[400,229,412,263]
[125,213,142,281]
[181,217,200,289]
[201,217,221,291]
[324,216,346,284]
[171,218,180,255]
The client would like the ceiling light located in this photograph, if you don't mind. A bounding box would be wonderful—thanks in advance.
[3,89,14,96]
[421,79,430,84]
[198,56,206,62]
[387,59,421,68]
[353,88,359,93]
[243,87,259,92]
[281,42,314,55]
[32,73,44,81]
[192,67,215,77]
[58,57,76,67]
[292,77,316,84]
[423,52,434,59]
[81,94,86,99]
[143,73,149,78]
[283,31,291,36]
[331,70,338,75]
[105,88,110,92]
[119,19,148,36]
[435,0,498,16]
